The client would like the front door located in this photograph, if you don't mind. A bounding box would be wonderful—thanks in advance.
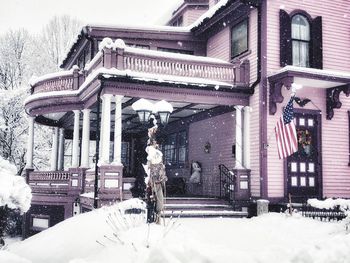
[286,111,321,201]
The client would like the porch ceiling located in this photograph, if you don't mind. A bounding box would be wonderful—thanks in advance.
[57,96,224,137]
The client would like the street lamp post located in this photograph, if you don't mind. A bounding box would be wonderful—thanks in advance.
[132,99,173,223]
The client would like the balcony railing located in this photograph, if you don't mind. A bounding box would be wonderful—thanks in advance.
[30,39,249,95]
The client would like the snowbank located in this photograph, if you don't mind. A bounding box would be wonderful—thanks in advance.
[3,198,350,263]
[0,157,32,213]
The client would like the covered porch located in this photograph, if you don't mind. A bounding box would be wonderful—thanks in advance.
[24,38,252,219]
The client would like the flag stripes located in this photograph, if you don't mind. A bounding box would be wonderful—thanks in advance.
[274,96,298,159]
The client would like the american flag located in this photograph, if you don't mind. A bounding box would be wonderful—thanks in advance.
[275,96,298,159]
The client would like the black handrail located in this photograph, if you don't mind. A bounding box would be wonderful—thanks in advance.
[219,164,236,207]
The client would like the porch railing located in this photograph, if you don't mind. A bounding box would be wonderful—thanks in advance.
[28,171,71,193]
[219,164,236,206]
[30,39,249,95]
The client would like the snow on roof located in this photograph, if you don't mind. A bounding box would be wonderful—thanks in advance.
[25,66,233,105]
[188,0,230,28]
[271,65,350,80]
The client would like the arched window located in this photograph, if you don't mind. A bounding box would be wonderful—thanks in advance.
[291,14,310,67]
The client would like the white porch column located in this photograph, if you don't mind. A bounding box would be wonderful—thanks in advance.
[26,116,35,169]
[57,128,65,170]
[50,127,59,170]
[234,106,244,169]
[113,95,123,165]
[100,94,112,164]
[243,106,251,169]
[81,109,91,168]
[72,110,80,168]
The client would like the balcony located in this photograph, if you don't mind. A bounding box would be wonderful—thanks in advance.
[30,39,249,96]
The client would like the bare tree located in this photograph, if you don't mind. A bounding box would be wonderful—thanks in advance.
[0,30,29,90]
[40,15,82,69]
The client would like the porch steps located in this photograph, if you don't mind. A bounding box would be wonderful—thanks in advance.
[162,197,248,218]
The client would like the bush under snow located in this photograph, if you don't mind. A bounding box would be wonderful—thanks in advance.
[0,157,32,213]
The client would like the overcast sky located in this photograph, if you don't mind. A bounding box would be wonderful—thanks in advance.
[0,0,182,34]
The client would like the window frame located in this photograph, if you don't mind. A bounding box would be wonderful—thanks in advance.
[162,130,188,167]
[230,18,249,60]
[291,14,311,67]
[31,214,50,231]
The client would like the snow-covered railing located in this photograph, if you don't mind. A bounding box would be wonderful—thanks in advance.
[30,38,249,96]
[299,198,349,222]
[30,66,84,94]
[123,47,242,83]
[29,171,71,181]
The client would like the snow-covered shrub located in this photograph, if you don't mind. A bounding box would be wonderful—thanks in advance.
[0,157,32,245]
[0,157,32,213]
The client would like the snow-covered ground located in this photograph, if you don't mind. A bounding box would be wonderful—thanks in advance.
[1,199,350,263]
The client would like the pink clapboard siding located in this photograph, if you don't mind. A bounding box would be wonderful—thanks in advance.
[266,0,350,198]
[322,92,350,198]
[188,111,235,197]
[206,9,261,196]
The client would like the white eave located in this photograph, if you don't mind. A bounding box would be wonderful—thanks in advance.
[269,66,350,89]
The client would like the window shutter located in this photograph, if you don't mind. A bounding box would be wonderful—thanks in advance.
[280,10,292,67]
[311,16,323,69]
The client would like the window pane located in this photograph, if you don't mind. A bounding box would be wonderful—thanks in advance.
[292,15,310,41]
[231,20,248,58]
[292,41,300,66]
[164,134,177,164]
[178,131,187,146]
[178,147,186,164]
[121,142,129,165]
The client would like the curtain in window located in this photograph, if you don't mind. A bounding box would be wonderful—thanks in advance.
[292,15,310,67]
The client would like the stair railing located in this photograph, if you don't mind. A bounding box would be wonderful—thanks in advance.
[219,164,236,207]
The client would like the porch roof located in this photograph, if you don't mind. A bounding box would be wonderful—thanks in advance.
[268,66,350,119]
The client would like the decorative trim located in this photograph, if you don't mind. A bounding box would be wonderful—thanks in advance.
[326,84,350,120]
[269,76,294,115]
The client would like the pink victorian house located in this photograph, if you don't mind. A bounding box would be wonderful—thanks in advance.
[23,0,350,237]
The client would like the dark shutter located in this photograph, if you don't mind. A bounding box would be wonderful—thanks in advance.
[311,16,323,69]
[280,10,292,67]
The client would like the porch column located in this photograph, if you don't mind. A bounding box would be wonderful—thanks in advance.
[50,127,59,171]
[243,106,251,169]
[26,116,34,169]
[81,108,91,168]
[234,106,244,169]
[57,128,65,170]
[113,95,123,165]
[100,94,112,164]
[72,110,80,168]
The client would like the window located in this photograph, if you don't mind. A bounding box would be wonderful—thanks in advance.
[172,16,183,27]
[231,19,248,59]
[163,131,188,166]
[291,15,310,67]
[157,47,193,55]
[121,142,129,166]
[178,131,187,164]
[280,10,323,69]
[126,43,150,49]
[31,215,50,231]
[164,133,177,164]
